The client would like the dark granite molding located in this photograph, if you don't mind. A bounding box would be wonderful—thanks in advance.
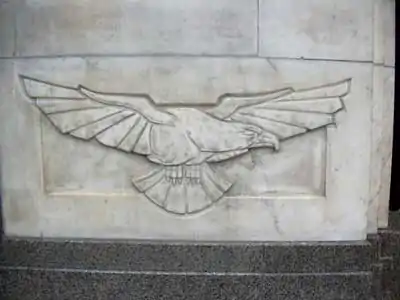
[380,230,400,263]
[388,211,400,231]
[0,238,376,300]
[0,268,372,300]
[377,211,400,300]
[0,238,373,274]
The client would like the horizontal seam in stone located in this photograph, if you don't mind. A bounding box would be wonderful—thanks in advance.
[1,237,371,246]
[0,53,376,65]
[0,266,373,277]
[379,230,400,235]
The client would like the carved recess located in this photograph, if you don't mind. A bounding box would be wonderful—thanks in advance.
[19,75,351,215]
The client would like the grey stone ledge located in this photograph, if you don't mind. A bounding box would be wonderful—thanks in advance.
[0,268,372,300]
[0,238,373,274]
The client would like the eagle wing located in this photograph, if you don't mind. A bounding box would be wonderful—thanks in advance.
[207,79,351,142]
[19,75,175,155]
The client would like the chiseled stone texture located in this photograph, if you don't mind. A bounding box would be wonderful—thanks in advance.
[15,0,257,56]
[0,57,373,241]
[370,67,395,230]
[374,0,396,66]
[259,0,373,61]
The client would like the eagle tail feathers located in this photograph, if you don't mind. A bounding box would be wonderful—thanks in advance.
[132,164,233,215]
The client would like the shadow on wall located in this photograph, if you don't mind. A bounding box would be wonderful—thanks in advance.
[0,190,2,238]
[0,162,2,237]
[0,195,2,237]
[0,195,2,238]
[0,159,3,237]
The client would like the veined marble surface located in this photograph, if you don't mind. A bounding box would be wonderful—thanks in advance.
[371,66,395,229]
[0,0,395,241]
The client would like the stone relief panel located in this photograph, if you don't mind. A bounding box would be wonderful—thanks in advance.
[1,58,372,241]
[20,75,350,215]
[42,121,326,197]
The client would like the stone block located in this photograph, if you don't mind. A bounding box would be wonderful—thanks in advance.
[370,66,395,229]
[0,1,17,57]
[16,0,257,56]
[374,0,395,66]
[259,0,373,61]
[0,60,42,236]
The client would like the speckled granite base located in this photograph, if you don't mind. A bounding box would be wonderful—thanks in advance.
[2,213,399,300]
[0,238,375,300]
[377,211,400,300]
[0,268,373,300]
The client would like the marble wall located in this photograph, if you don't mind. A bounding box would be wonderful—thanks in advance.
[0,0,395,241]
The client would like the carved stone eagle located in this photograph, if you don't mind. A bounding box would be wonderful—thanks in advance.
[20,75,350,215]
